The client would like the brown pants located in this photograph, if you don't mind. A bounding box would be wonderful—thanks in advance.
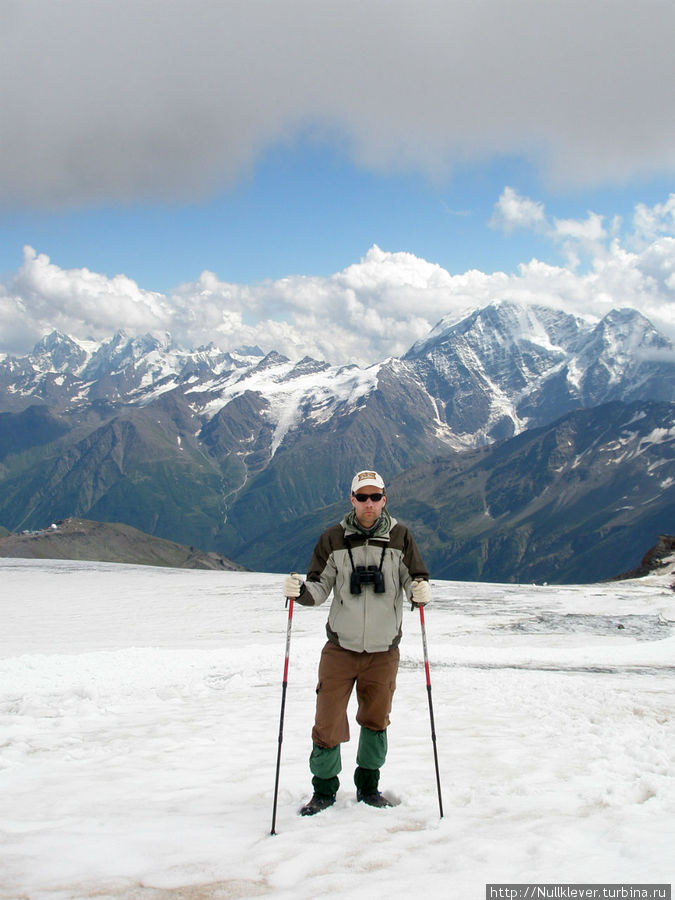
[311,642,400,749]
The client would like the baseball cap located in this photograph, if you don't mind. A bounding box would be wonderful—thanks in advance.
[351,470,385,494]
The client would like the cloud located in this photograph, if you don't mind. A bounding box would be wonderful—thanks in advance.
[492,188,615,268]
[490,188,547,231]
[1,0,674,208]
[7,247,171,337]
[633,196,675,244]
[553,213,607,244]
[1,195,674,364]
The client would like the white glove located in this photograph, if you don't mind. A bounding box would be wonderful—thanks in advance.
[411,579,431,606]
[283,573,303,598]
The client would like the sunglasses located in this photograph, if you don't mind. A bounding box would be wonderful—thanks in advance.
[353,492,385,502]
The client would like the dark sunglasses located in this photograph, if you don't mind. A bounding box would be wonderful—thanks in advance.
[353,492,385,502]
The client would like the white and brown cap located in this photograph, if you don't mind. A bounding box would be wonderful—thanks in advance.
[350,470,385,494]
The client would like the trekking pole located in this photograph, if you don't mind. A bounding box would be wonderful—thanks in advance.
[270,592,294,835]
[418,601,444,818]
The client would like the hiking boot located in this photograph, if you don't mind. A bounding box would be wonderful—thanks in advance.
[357,790,393,808]
[299,793,336,816]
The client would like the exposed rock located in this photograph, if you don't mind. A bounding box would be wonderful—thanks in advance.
[609,534,675,583]
[0,518,245,571]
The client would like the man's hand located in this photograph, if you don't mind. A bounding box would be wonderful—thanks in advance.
[411,579,431,607]
[283,573,303,598]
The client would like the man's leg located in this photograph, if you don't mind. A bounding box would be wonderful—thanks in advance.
[354,648,399,804]
[301,643,358,813]
[309,743,341,798]
[355,726,387,794]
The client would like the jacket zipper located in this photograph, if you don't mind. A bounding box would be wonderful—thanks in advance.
[362,539,369,645]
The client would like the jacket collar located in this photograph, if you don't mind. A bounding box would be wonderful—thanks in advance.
[342,508,396,540]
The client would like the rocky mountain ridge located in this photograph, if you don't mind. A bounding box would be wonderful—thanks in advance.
[2,302,673,449]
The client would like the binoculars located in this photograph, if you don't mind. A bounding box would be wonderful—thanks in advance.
[350,565,385,594]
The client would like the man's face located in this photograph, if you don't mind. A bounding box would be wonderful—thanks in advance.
[350,486,386,528]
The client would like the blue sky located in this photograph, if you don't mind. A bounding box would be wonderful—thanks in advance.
[0,0,673,364]
[1,141,671,293]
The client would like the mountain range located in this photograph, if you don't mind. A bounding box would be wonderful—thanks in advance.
[1,300,673,583]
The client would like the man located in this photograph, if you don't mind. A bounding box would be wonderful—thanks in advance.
[283,469,431,816]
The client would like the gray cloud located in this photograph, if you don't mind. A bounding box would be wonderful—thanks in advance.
[1,0,674,207]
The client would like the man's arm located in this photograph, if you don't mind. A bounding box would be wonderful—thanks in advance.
[296,525,341,606]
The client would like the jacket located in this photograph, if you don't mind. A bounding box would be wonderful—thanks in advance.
[297,511,429,653]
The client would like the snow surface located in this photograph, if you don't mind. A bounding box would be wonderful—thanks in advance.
[1,558,674,899]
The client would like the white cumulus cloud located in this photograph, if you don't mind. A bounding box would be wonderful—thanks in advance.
[1,196,674,364]
[490,188,547,232]
[553,213,607,244]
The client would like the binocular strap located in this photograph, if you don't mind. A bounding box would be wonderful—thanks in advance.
[346,540,387,574]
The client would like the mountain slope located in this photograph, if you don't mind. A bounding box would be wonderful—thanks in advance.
[245,400,675,584]
[0,395,227,546]
[391,400,675,584]
[0,517,244,569]
[404,302,675,445]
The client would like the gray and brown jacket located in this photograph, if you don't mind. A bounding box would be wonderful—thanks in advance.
[296,511,429,653]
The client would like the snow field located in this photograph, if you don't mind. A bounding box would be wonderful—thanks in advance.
[1,560,674,899]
